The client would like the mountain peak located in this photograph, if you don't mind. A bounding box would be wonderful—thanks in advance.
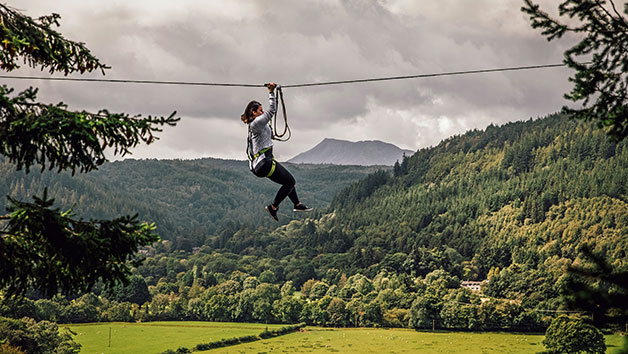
[288,138,414,166]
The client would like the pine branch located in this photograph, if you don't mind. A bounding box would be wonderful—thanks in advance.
[0,4,179,298]
[608,0,628,28]
[0,189,160,297]
[523,0,628,141]
[0,85,179,174]
[563,246,628,325]
[0,4,109,74]
[522,0,572,40]
[592,0,628,38]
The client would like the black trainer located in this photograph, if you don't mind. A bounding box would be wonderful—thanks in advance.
[266,204,278,221]
[293,203,313,212]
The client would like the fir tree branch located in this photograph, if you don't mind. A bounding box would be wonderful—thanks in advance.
[523,0,628,141]
[592,0,628,36]
[608,0,628,28]
[0,85,179,174]
[0,3,178,298]
[0,4,109,74]
[0,189,160,297]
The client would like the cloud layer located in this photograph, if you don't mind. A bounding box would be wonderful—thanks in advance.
[11,0,576,161]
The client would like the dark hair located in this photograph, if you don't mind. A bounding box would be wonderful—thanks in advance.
[241,100,261,124]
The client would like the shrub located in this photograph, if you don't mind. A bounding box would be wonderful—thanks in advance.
[191,323,305,352]
[0,342,27,354]
[543,316,605,354]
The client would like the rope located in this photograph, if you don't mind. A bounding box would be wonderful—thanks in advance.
[282,63,573,88]
[0,62,577,88]
[271,86,291,141]
[0,75,264,87]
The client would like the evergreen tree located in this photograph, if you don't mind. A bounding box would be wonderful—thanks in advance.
[107,275,151,305]
[522,0,628,140]
[0,5,178,297]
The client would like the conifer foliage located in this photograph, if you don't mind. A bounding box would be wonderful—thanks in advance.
[522,0,628,141]
[0,5,178,297]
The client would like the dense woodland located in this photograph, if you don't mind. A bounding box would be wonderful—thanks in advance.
[0,157,380,244]
[2,114,627,348]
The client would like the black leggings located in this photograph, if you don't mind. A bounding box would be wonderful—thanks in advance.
[254,159,300,207]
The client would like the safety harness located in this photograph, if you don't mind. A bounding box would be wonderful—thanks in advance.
[246,86,289,177]
[247,144,276,177]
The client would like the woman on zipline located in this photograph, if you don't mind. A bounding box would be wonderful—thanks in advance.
[241,82,312,221]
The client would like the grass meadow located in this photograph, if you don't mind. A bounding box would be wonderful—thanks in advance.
[65,322,626,354]
[65,321,285,354]
[208,328,625,354]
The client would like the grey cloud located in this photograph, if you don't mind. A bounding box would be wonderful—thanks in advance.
[11,0,579,160]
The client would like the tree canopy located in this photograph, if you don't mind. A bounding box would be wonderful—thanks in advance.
[0,4,178,297]
[543,316,606,354]
[522,0,628,141]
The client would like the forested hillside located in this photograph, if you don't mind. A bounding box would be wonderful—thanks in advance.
[210,114,626,279]
[327,113,626,275]
[3,113,626,333]
[0,157,381,245]
[159,113,625,327]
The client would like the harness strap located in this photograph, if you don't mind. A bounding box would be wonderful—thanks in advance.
[249,146,272,161]
[266,160,276,177]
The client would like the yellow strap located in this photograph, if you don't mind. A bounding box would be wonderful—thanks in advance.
[250,147,271,161]
[266,160,276,177]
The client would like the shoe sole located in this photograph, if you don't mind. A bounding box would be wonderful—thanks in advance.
[265,206,279,221]
[293,208,313,212]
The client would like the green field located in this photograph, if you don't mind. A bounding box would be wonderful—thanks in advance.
[209,328,626,354]
[65,322,626,354]
[65,321,286,354]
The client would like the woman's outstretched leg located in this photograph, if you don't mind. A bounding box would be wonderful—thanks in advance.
[268,161,297,207]
[265,162,312,219]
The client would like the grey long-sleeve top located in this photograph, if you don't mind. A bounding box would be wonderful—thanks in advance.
[247,91,277,170]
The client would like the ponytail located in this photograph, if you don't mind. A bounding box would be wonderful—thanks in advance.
[241,100,261,124]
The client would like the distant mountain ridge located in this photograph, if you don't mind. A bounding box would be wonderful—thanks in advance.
[288,138,414,166]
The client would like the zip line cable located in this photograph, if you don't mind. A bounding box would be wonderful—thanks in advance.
[0,62,574,88]
[0,75,264,87]
[282,63,573,88]
[0,62,581,143]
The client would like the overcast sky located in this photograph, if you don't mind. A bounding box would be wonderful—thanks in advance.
[9,0,577,162]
